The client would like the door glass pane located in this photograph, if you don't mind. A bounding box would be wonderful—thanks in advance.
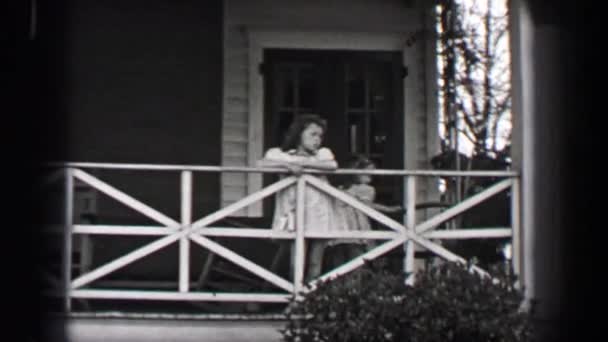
[347,113,366,154]
[278,111,295,142]
[277,66,295,108]
[299,67,316,109]
[370,113,387,155]
[369,66,390,111]
[346,64,366,109]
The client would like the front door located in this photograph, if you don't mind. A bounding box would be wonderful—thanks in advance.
[263,49,405,207]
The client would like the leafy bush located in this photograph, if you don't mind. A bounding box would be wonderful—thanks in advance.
[281,260,532,342]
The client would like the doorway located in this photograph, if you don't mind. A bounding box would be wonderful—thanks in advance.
[263,49,405,206]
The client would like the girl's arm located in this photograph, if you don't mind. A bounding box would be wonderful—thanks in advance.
[257,158,289,168]
[370,202,404,214]
[257,147,337,172]
[299,147,338,171]
[353,185,402,213]
[258,159,303,174]
[299,158,338,171]
[257,148,303,173]
[257,156,335,170]
[356,198,403,214]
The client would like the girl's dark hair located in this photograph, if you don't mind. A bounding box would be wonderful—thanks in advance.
[281,114,328,151]
[342,154,376,187]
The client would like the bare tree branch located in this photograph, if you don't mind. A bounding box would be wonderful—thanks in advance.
[436,0,511,159]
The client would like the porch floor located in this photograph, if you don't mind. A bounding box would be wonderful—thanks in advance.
[48,317,285,342]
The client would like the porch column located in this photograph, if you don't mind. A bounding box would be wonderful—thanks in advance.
[509,0,533,299]
[510,0,589,339]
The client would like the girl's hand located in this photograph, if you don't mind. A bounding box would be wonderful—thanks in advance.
[391,205,404,214]
[284,163,303,175]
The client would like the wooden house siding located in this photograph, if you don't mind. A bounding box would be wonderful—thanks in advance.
[59,0,224,226]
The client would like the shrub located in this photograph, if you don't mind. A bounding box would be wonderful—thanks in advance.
[281,260,533,342]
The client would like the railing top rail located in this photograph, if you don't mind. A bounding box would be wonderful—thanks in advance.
[45,162,519,177]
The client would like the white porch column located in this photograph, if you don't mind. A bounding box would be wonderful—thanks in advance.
[509,0,534,298]
[510,0,588,339]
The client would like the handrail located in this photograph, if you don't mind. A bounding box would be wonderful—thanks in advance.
[44,161,518,177]
[42,163,520,313]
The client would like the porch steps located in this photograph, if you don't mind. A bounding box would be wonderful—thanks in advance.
[65,311,286,320]
[47,316,285,342]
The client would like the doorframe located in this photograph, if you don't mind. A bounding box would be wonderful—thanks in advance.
[247,29,420,216]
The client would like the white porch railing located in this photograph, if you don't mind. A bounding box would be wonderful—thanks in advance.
[41,163,520,313]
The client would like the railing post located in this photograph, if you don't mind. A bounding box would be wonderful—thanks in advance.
[179,171,192,293]
[405,175,416,285]
[294,176,306,294]
[62,168,74,312]
[510,176,521,282]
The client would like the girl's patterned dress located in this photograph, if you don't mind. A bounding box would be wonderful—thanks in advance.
[333,183,376,247]
[264,147,340,234]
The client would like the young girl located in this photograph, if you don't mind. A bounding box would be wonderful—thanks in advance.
[258,114,339,281]
[331,155,403,267]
